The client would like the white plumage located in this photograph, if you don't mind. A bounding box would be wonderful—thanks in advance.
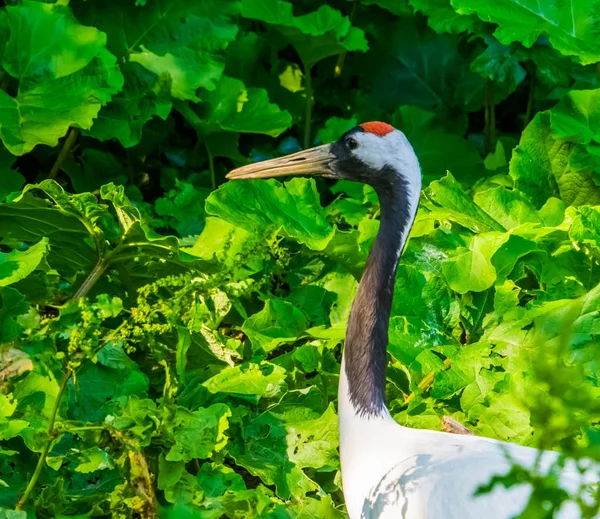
[339,365,595,519]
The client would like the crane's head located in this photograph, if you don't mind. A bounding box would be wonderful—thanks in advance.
[226,122,421,193]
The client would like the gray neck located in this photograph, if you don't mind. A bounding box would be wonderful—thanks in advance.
[343,170,418,416]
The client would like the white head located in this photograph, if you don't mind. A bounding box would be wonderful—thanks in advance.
[226,121,422,205]
[329,122,422,205]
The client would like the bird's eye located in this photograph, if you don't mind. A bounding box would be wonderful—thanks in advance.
[347,137,359,150]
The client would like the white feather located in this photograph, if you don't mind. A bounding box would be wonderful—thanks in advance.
[339,365,597,519]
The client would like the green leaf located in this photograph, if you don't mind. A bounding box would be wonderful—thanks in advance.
[230,412,318,499]
[470,38,526,101]
[206,178,334,250]
[242,299,308,353]
[0,149,23,202]
[203,362,287,402]
[451,0,600,65]
[82,62,172,148]
[182,75,292,137]
[0,1,123,155]
[442,232,510,294]
[155,181,212,237]
[316,117,357,144]
[409,0,483,34]
[358,0,411,16]
[569,206,600,243]
[473,186,541,230]
[425,173,504,232]
[0,287,28,343]
[510,112,600,207]
[166,404,231,463]
[68,360,149,422]
[241,0,368,68]
[286,403,339,471]
[0,180,106,279]
[0,239,48,287]
[550,88,600,151]
[75,447,114,473]
[74,0,240,101]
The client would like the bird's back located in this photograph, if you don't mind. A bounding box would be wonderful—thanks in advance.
[345,423,597,519]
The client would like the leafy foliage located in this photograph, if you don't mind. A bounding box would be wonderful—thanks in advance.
[0,0,599,518]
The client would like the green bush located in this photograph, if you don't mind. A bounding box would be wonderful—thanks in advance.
[0,0,599,517]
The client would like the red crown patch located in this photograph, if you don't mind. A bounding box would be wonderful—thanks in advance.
[360,121,395,137]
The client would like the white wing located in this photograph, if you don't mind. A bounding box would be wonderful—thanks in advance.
[358,429,596,519]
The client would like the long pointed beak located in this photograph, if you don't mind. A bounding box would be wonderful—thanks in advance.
[226,144,335,180]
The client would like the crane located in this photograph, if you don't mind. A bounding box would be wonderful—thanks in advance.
[226,122,598,518]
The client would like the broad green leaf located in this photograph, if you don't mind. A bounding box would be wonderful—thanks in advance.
[424,173,504,232]
[243,299,308,353]
[491,234,541,279]
[182,76,292,137]
[451,0,600,65]
[409,0,483,34]
[442,232,510,294]
[510,112,600,207]
[358,0,411,16]
[68,359,149,422]
[0,1,123,155]
[166,404,231,463]
[203,362,287,401]
[288,496,346,519]
[0,287,28,343]
[99,183,211,286]
[82,62,172,148]
[241,0,368,69]
[230,412,318,499]
[0,180,108,279]
[206,178,334,250]
[550,89,600,166]
[0,149,23,201]
[0,393,28,442]
[470,38,526,101]
[111,397,159,445]
[569,206,600,243]
[0,180,202,293]
[0,239,48,287]
[74,0,240,101]
[197,462,245,497]
[286,404,339,471]
[473,186,541,230]
[316,117,357,144]
[72,0,240,145]
[155,181,212,237]
[432,341,501,400]
[75,447,114,473]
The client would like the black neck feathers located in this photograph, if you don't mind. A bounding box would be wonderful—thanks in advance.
[343,169,414,416]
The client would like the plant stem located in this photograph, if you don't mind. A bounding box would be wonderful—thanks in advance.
[205,142,216,190]
[524,63,536,129]
[49,128,79,180]
[16,371,72,510]
[73,256,110,300]
[334,0,358,77]
[303,65,313,149]
[60,425,106,432]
